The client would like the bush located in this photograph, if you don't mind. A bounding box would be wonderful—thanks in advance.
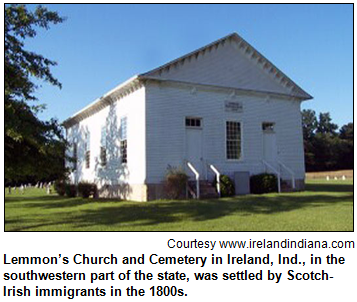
[65,184,77,198]
[54,180,66,196]
[77,182,97,198]
[164,165,189,199]
[213,174,235,197]
[250,173,278,194]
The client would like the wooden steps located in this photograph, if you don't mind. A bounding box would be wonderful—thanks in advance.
[281,180,294,192]
[188,180,219,199]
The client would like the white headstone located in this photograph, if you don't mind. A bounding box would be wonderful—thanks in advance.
[342,175,346,180]
[334,176,338,180]
[326,176,330,181]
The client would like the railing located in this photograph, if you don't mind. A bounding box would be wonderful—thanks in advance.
[209,164,221,197]
[187,161,200,199]
[262,160,281,193]
[278,161,295,190]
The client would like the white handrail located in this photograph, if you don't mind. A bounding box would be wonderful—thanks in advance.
[262,160,281,193]
[278,161,295,189]
[187,162,200,199]
[209,164,221,197]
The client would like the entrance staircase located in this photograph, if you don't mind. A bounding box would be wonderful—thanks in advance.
[281,180,294,193]
[188,180,219,199]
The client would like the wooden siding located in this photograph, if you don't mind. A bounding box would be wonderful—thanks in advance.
[149,39,294,97]
[145,81,305,183]
[66,87,146,187]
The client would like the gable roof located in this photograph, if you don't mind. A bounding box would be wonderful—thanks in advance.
[142,32,312,100]
[63,32,312,128]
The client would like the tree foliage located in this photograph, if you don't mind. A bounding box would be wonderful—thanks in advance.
[5,4,67,183]
[301,110,353,172]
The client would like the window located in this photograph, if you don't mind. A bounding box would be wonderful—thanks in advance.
[85,132,90,169]
[186,117,202,128]
[100,147,106,166]
[120,117,127,164]
[85,151,90,169]
[226,121,242,160]
[100,126,107,166]
[73,142,77,170]
[120,140,127,164]
[262,122,275,132]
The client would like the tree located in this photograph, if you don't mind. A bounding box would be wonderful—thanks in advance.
[5,4,67,183]
[338,122,353,170]
[301,110,318,171]
[339,122,353,140]
[301,109,317,140]
[302,110,353,172]
[316,112,338,135]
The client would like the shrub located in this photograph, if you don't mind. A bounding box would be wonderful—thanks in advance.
[65,184,77,198]
[54,180,66,196]
[250,173,278,194]
[213,174,235,197]
[164,165,189,199]
[77,182,97,198]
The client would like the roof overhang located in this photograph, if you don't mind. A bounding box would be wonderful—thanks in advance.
[142,32,313,100]
[62,75,142,128]
[63,32,313,128]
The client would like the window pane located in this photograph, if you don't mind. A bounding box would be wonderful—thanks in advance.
[121,140,127,163]
[73,143,77,170]
[100,147,106,166]
[85,150,90,168]
[226,121,241,160]
[101,126,106,147]
[120,117,127,140]
[120,117,127,163]
[85,132,90,152]
[185,117,202,128]
[262,122,275,132]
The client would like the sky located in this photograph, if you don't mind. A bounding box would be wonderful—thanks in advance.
[24,4,353,127]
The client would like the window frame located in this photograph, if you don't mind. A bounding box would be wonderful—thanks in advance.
[85,150,90,169]
[84,132,90,169]
[72,142,77,170]
[120,116,128,164]
[225,120,243,161]
[262,122,276,133]
[100,126,107,167]
[185,117,203,129]
[100,146,107,167]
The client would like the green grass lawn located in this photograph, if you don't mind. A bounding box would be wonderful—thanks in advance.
[5,180,353,231]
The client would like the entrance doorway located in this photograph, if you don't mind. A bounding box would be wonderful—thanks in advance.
[262,122,277,165]
[185,117,203,177]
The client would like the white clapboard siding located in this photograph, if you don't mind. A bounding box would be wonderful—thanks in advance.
[145,81,305,183]
[64,33,310,200]
[148,39,292,97]
[66,87,146,187]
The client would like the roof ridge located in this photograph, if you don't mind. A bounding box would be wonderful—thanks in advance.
[142,32,312,100]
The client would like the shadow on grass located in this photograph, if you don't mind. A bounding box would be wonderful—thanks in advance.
[305,183,353,193]
[5,183,353,231]
[70,192,352,229]
[5,195,64,203]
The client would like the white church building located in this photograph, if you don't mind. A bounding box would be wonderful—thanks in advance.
[63,33,312,201]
